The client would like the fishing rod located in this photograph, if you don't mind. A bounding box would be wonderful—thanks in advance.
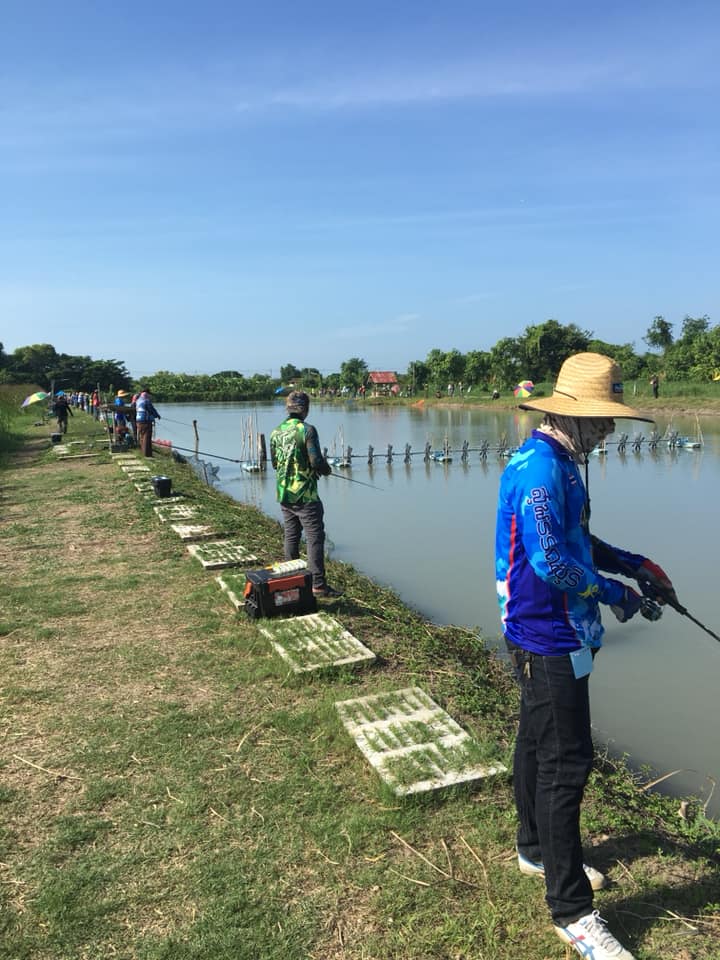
[591,535,720,643]
[167,444,383,488]
[170,443,243,464]
[327,473,383,491]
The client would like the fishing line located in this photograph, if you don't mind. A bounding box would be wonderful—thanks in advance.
[162,416,214,430]
[170,443,242,463]
[163,439,386,489]
[590,533,720,644]
[166,444,382,488]
[327,473,383,491]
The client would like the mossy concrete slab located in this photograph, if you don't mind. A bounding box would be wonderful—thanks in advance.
[153,504,200,522]
[269,559,307,573]
[259,613,375,673]
[216,572,248,610]
[139,493,186,504]
[186,540,259,569]
[170,523,222,542]
[335,686,506,796]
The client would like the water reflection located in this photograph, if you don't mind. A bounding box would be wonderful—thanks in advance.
[157,401,720,816]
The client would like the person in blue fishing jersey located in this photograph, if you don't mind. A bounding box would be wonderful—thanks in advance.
[135,386,161,457]
[495,353,678,960]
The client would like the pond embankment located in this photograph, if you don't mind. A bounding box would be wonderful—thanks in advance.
[1,417,719,959]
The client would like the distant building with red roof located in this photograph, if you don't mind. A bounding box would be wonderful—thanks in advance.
[367,371,399,396]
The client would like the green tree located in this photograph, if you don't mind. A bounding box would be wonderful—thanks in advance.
[339,357,368,390]
[82,358,132,392]
[444,349,466,384]
[664,316,718,381]
[280,363,301,382]
[424,349,447,388]
[679,315,710,343]
[422,348,466,387]
[463,350,491,387]
[586,340,643,379]
[300,367,323,389]
[7,343,59,385]
[406,360,430,391]
[519,319,592,381]
[643,315,674,352]
[488,337,523,387]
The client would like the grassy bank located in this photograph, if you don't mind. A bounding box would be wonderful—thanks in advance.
[346,381,720,416]
[0,384,44,465]
[1,413,719,960]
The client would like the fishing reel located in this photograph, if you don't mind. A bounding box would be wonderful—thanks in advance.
[640,598,663,622]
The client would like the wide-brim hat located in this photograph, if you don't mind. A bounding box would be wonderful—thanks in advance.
[519,352,654,422]
[117,390,129,397]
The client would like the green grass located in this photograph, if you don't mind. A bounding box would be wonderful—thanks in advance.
[1,413,719,959]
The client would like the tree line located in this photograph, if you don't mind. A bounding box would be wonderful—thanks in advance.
[404,315,720,391]
[4,314,718,403]
[0,343,133,395]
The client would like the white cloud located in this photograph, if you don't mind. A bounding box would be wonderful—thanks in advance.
[2,28,716,154]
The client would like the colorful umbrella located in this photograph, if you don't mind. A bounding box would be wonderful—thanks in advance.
[513,380,535,399]
[21,391,50,407]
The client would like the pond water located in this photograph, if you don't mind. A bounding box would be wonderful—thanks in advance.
[156,400,720,816]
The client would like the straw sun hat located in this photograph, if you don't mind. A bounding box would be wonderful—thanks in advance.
[519,352,653,422]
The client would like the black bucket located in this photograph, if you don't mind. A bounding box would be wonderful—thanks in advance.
[152,475,172,497]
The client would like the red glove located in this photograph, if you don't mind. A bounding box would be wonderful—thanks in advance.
[610,585,644,623]
[636,559,678,606]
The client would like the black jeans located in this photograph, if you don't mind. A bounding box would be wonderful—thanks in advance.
[506,641,594,924]
[281,500,326,589]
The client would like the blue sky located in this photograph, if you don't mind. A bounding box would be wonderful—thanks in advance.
[2,1,719,379]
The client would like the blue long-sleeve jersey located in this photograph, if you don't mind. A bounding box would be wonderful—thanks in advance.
[495,431,643,655]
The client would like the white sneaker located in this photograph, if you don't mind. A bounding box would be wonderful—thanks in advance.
[554,910,635,959]
[517,851,606,891]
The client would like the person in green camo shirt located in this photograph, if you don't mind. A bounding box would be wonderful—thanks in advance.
[270,391,342,599]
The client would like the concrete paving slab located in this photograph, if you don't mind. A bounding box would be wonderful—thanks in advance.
[170,523,222,542]
[260,613,375,673]
[186,540,259,568]
[153,504,200,522]
[216,572,248,610]
[335,686,507,796]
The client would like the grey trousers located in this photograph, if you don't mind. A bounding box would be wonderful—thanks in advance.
[280,500,326,589]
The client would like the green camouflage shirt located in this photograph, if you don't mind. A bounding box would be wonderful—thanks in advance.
[270,417,327,504]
